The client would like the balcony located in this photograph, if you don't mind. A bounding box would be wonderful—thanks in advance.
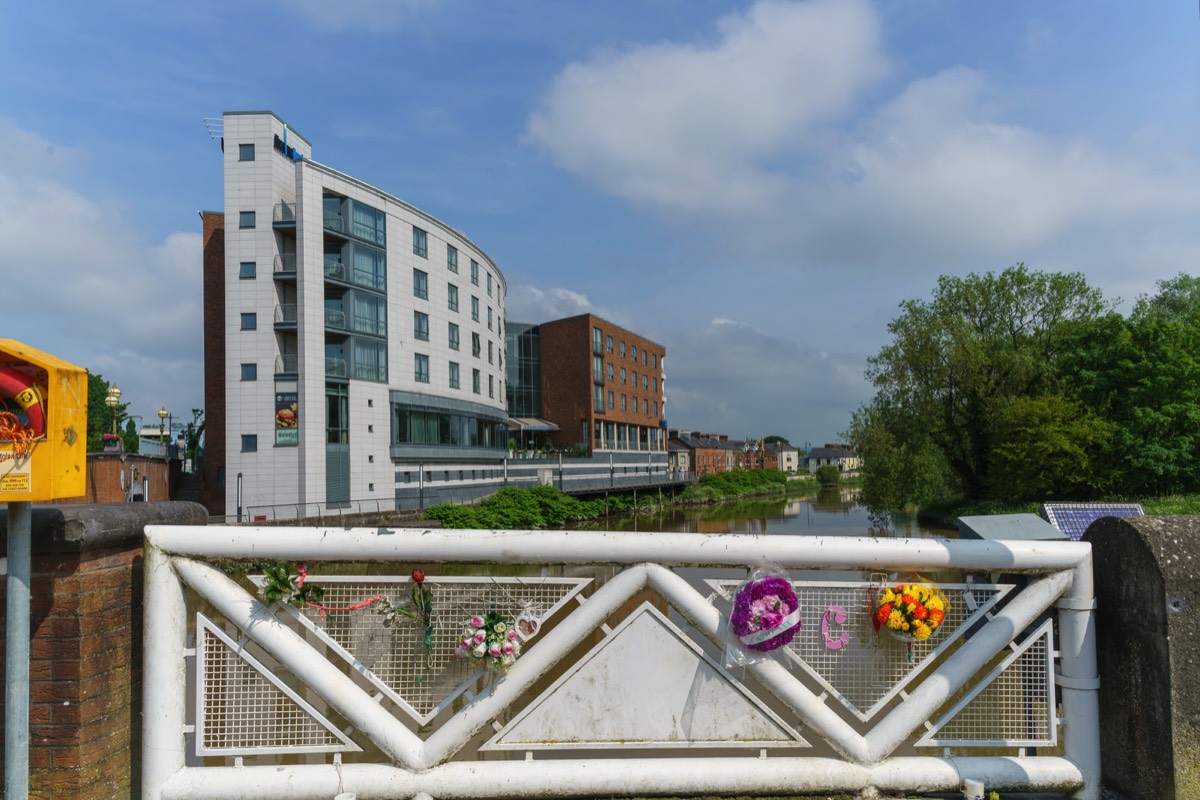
[354,318,387,338]
[274,354,298,375]
[273,202,296,227]
[325,309,347,331]
[326,357,348,379]
[324,259,346,283]
[323,212,345,235]
[274,304,297,328]
[273,253,296,277]
[351,266,386,292]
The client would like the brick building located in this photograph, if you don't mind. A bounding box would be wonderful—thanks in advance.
[508,314,666,453]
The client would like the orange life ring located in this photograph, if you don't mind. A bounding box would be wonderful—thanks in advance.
[0,365,45,438]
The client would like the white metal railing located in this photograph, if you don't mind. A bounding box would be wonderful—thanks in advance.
[143,529,1100,800]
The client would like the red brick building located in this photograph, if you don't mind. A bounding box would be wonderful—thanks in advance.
[535,314,666,453]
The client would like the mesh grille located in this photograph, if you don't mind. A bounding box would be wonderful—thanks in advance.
[199,626,346,752]
[712,580,1005,718]
[293,577,588,718]
[925,626,1055,745]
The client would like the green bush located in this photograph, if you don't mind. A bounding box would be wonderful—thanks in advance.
[815,465,841,486]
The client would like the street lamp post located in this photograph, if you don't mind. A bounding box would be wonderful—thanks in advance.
[104,385,122,435]
[158,405,170,448]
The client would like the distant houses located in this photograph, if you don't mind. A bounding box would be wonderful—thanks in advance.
[802,444,861,475]
[666,432,858,477]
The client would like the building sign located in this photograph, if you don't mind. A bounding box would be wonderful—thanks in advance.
[275,392,299,446]
[273,125,304,162]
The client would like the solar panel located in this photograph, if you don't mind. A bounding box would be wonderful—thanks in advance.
[1041,503,1145,542]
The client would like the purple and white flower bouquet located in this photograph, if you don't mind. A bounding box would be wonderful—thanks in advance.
[729,568,801,654]
[456,610,522,670]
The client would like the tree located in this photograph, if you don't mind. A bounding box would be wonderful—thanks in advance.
[763,435,790,445]
[815,465,840,486]
[851,265,1109,511]
[122,418,140,455]
[85,372,129,452]
[182,408,205,463]
[1132,273,1200,322]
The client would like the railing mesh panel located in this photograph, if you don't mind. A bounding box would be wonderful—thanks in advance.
[200,627,344,751]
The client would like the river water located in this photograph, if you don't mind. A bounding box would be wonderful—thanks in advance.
[573,488,957,538]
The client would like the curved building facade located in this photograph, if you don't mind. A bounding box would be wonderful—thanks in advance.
[205,111,508,518]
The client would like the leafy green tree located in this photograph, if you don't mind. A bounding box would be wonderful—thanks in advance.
[763,435,790,445]
[1132,273,1200,322]
[85,372,129,452]
[851,265,1109,511]
[122,418,140,454]
[183,408,205,462]
[815,465,840,486]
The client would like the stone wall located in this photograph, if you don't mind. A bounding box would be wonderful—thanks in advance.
[1086,515,1200,800]
[0,501,208,799]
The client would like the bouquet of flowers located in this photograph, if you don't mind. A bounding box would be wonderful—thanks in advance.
[456,610,521,670]
[729,568,801,653]
[874,581,947,643]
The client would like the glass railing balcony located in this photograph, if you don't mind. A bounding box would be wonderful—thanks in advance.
[325,309,346,330]
[326,358,348,379]
[324,259,346,282]
[275,354,298,374]
[323,212,345,234]
[274,304,297,325]
[273,203,296,225]
[274,253,297,275]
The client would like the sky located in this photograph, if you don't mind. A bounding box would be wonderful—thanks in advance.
[3,1,1199,447]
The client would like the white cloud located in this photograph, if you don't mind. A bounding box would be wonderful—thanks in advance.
[504,283,632,328]
[288,0,436,32]
[527,0,887,215]
[0,118,202,422]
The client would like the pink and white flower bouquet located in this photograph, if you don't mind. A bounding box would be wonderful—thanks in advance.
[455,610,521,670]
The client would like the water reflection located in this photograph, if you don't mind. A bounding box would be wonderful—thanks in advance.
[574,488,956,539]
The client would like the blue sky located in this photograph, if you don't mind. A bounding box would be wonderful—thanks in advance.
[4,1,1199,447]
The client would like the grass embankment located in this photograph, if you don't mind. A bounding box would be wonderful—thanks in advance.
[917,494,1200,529]
[425,470,815,529]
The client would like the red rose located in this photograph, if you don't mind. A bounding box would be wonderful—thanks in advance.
[411,569,425,584]
[928,608,945,626]
[876,602,893,624]
[913,604,929,620]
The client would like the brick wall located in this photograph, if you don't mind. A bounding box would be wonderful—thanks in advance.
[200,211,226,517]
[0,502,208,799]
[55,453,170,503]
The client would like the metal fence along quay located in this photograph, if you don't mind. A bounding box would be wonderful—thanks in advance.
[142,526,1101,800]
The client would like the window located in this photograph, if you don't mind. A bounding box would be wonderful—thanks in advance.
[449,322,460,350]
[643,374,649,389]
[606,335,613,353]
[653,400,658,416]
[632,370,638,386]
[621,395,627,411]
[644,399,649,414]
[620,367,626,384]
[353,339,387,381]
[413,269,428,299]
[593,327,603,352]
[487,306,493,330]
[643,351,648,365]
[486,273,493,297]
[607,390,614,409]
[413,226,428,258]
[470,260,479,285]
[240,313,257,331]
[414,311,429,341]
[239,211,255,229]
[240,363,257,381]
[353,294,386,336]
[632,346,638,360]
[414,353,430,383]
[652,354,658,368]
[607,363,614,381]
[449,361,460,389]
[620,341,626,357]
[471,296,479,321]
[238,143,255,161]
[472,332,481,358]
[448,284,459,312]
[240,434,258,452]
[472,369,481,394]
[653,377,658,392]
[593,356,604,382]
[595,385,604,410]
[239,261,256,279]
[447,244,458,272]
[489,374,494,398]
[351,202,386,245]
[352,245,386,290]
[488,340,494,364]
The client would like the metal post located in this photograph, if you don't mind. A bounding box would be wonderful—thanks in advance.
[143,474,150,503]
[6,500,32,799]
[236,472,243,522]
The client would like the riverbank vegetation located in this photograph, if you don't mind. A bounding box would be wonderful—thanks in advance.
[425,470,816,529]
[848,266,1200,522]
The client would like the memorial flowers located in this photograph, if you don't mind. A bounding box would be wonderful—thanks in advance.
[729,568,801,653]
[456,610,521,670]
[874,581,947,644]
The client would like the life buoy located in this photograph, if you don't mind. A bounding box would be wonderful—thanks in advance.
[0,365,45,438]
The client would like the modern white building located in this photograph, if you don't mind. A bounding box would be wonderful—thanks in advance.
[203,111,508,519]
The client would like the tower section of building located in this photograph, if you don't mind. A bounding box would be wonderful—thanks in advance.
[211,111,507,518]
